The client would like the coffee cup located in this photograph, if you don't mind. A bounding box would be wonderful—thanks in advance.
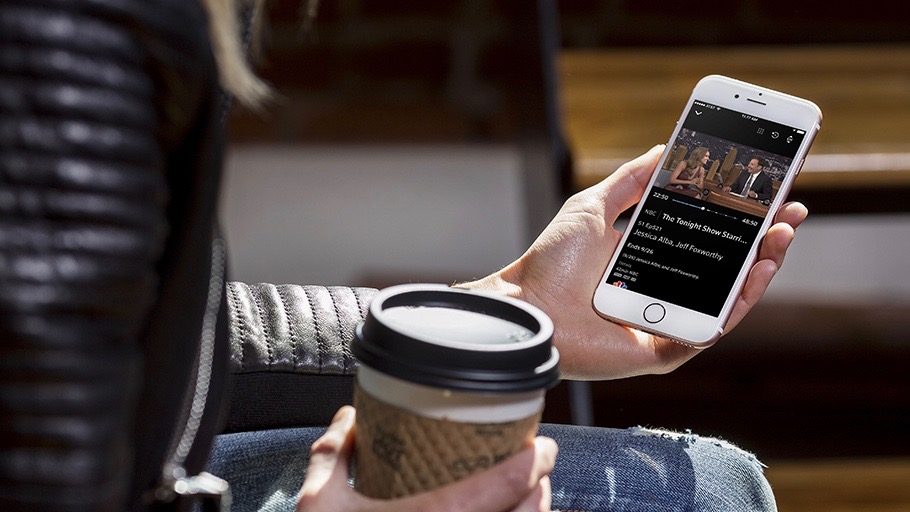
[350,284,560,499]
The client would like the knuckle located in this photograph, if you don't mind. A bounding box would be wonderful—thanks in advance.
[309,433,342,456]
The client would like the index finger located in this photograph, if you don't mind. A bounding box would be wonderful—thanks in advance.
[300,406,356,498]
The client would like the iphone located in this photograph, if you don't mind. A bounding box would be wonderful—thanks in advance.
[592,75,822,347]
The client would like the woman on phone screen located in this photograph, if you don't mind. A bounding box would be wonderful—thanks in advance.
[667,146,709,197]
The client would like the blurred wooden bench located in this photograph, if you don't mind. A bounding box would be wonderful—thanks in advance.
[766,458,910,512]
[559,45,910,193]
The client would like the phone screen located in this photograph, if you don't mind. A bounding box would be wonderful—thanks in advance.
[606,101,805,316]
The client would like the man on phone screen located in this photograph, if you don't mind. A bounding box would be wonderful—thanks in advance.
[724,156,772,201]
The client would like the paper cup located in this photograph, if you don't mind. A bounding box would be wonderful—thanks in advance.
[350,284,560,499]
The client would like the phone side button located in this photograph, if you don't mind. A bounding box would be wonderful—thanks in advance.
[643,303,666,324]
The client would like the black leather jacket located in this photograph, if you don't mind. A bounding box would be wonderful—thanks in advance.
[0,1,373,510]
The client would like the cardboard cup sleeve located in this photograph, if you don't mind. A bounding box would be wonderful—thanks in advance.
[353,384,542,499]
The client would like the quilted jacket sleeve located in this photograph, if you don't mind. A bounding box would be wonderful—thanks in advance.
[0,2,171,510]
[223,282,377,432]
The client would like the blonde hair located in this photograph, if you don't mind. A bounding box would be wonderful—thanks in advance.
[199,0,271,109]
[685,147,709,170]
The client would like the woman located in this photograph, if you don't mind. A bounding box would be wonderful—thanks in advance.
[1,1,805,510]
[667,146,709,197]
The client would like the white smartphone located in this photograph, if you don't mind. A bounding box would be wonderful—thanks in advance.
[592,75,822,348]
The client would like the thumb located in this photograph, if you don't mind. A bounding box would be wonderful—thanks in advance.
[594,144,665,223]
[299,406,356,498]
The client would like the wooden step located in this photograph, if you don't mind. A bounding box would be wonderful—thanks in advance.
[559,45,910,190]
[765,458,910,511]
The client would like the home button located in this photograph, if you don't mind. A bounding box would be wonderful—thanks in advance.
[643,303,666,324]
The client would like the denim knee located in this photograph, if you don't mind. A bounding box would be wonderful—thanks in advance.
[540,423,776,512]
[630,427,777,512]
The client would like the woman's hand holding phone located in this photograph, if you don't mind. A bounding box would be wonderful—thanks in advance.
[459,145,808,381]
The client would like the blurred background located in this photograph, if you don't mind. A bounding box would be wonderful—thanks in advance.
[221,1,910,509]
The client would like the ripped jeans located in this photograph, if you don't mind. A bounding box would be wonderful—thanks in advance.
[205,424,776,511]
